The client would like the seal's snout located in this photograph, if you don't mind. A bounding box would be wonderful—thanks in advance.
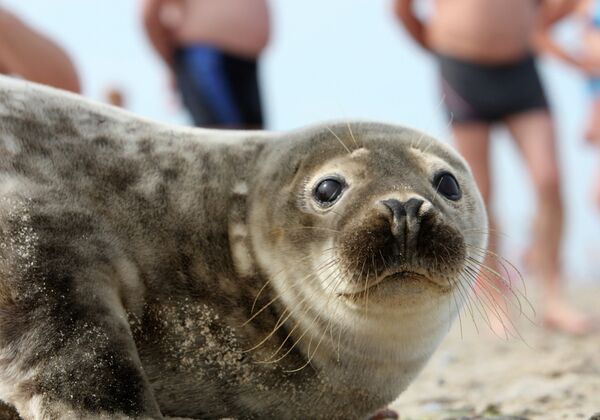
[381,197,424,255]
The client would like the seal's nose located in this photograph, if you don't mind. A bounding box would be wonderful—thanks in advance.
[382,198,424,225]
[381,198,425,254]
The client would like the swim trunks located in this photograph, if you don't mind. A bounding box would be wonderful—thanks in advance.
[173,45,264,128]
[438,53,548,123]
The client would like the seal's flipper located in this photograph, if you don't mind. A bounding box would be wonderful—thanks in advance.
[0,201,162,419]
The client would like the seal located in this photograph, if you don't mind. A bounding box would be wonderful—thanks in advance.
[0,76,487,419]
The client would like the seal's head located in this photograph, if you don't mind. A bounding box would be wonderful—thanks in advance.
[249,121,486,401]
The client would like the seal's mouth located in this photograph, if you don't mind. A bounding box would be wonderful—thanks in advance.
[338,269,450,297]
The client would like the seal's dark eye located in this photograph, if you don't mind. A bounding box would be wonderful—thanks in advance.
[433,172,461,201]
[314,178,344,205]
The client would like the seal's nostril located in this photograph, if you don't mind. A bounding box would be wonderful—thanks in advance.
[382,199,404,217]
[404,198,424,219]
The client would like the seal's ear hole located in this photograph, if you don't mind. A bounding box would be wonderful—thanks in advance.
[433,171,462,201]
[313,176,346,206]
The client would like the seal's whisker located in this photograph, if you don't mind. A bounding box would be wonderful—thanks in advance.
[326,126,352,154]
[267,302,327,366]
[346,121,361,149]
[422,136,436,154]
[291,274,348,367]
[432,242,480,333]
[461,271,513,338]
[250,252,327,313]
[414,131,427,149]
[365,254,380,315]
[451,276,465,339]
[455,274,480,334]
[285,310,332,373]
[464,264,518,317]
[268,256,341,346]
[431,176,443,204]
[464,246,514,288]
[258,319,303,363]
[371,251,388,301]
[458,271,501,334]
[353,259,367,298]
[463,250,516,290]
[264,264,343,363]
[333,260,363,362]
[304,298,344,368]
[461,274,496,335]
[459,271,494,320]
[245,258,338,326]
[464,243,527,293]
[462,228,508,238]
[378,250,389,271]
[461,269,513,339]
[464,268,535,347]
[257,259,344,362]
[445,278,454,333]
[363,263,372,317]
[259,267,343,364]
[244,308,296,354]
[466,258,536,321]
[466,268,530,341]
[249,256,336,318]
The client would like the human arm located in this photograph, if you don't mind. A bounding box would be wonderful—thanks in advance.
[0,8,80,93]
[140,0,176,67]
[393,0,429,50]
[534,0,590,69]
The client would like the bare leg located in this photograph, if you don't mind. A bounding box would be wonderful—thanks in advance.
[0,8,80,93]
[505,109,591,335]
[584,98,600,145]
[452,123,512,336]
[593,164,600,211]
[585,98,600,210]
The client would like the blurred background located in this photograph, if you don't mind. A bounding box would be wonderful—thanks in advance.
[3,0,599,282]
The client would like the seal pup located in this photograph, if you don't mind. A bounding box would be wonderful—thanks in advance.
[0,76,487,419]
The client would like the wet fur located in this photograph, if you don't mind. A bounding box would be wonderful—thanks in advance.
[0,77,487,419]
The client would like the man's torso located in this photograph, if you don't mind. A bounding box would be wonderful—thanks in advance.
[427,0,539,63]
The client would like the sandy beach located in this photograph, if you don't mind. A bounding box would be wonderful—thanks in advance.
[391,284,600,420]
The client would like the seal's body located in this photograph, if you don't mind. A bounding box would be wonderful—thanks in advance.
[0,77,487,419]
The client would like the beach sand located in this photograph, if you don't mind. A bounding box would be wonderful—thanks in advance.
[391,285,600,420]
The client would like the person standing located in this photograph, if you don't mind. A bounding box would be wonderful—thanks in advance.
[538,0,600,211]
[395,0,592,335]
[141,0,270,128]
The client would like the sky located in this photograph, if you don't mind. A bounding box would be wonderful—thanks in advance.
[4,0,600,281]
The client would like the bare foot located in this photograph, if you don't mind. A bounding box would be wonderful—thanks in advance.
[543,299,595,336]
